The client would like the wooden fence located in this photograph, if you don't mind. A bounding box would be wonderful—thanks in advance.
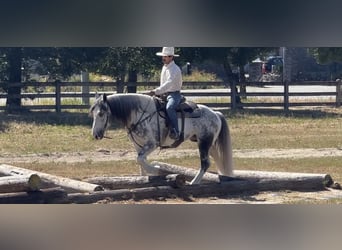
[0,81,341,112]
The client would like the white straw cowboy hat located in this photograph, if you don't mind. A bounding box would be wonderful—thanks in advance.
[156,47,179,57]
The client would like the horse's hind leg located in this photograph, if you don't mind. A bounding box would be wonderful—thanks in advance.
[190,136,213,185]
[136,143,160,176]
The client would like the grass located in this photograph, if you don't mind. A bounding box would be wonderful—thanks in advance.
[0,109,341,155]
[0,120,131,155]
[228,111,342,149]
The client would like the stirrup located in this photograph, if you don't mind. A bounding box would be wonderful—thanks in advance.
[169,129,180,140]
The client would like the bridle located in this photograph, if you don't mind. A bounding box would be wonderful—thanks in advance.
[100,96,163,148]
[126,98,159,149]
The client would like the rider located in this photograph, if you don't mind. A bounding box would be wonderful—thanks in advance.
[150,47,183,141]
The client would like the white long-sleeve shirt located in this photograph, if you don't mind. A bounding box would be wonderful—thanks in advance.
[155,61,182,95]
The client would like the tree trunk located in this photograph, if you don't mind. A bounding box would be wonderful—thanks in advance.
[67,186,176,203]
[0,187,67,204]
[116,73,126,93]
[238,63,247,100]
[85,174,186,190]
[223,58,240,109]
[67,173,331,204]
[150,161,333,190]
[127,69,138,93]
[151,161,238,183]
[0,164,104,193]
[0,175,42,193]
[222,58,236,86]
[6,47,22,112]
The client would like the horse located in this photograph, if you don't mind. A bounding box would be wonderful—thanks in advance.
[89,93,233,185]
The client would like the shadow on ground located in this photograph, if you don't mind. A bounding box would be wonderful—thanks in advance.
[0,111,125,132]
[0,111,90,127]
[1,106,341,132]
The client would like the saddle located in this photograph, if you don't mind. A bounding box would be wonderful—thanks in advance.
[153,95,201,149]
[154,95,201,119]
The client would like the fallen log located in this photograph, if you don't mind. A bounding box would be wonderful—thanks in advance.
[67,186,176,204]
[85,174,186,190]
[0,175,42,193]
[151,161,240,182]
[0,188,68,204]
[68,173,335,204]
[235,170,333,188]
[0,164,104,193]
[67,183,251,204]
[151,161,333,190]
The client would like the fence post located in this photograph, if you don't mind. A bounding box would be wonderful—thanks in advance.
[55,81,61,113]
[284,81,289,112]
[116,79,124,93]
[336,81,342,108]
[81,71,90,105]
[230,81,236,111]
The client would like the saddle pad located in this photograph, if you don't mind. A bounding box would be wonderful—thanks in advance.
[176,109,201,118]
[176,101,201,118]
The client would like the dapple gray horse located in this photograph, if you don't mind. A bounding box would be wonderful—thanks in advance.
[90,93,233,185]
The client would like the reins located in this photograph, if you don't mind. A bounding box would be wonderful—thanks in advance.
[127,98,160,149]
[104,95,164,149]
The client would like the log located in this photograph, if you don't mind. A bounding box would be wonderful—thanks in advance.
[235,170,333,188]
[151,161,333,190]
[151,161,238,183]
[68,174,335,204]
[0,175,42,193]
[0,164,104,193]
[67,186,176,204]
[0,188,68,204]
[67,183,253,204]
[85,174,186,190]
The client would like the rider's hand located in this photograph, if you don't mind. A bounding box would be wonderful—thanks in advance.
[148,90,156,96]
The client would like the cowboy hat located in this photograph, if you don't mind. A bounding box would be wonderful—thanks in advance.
[156,47,179,57]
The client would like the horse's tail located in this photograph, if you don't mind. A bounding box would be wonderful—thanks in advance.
[210,112,234,176]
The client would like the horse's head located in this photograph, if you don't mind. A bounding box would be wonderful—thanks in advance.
[89,93,111,140]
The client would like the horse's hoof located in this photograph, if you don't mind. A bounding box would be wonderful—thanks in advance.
[189,180,198,185]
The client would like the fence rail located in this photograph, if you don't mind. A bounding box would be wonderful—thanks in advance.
[0,81,341,112]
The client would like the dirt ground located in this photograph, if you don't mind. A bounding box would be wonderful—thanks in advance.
[108,188,342,204]
[1,147,341,164]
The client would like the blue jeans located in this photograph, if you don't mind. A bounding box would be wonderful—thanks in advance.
[166,91,182,133]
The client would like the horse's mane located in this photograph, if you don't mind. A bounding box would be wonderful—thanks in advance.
[107,94,150,126]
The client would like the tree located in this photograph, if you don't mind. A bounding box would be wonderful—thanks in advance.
[308,48,342,80]
[310,48,342,64]
[96,47,160,93]
[178,47,274,105]
[7,48,22,110]
[180,47,274,83]
[0,47,101,112]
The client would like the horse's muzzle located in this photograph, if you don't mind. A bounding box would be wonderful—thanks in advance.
[93,131,104,140]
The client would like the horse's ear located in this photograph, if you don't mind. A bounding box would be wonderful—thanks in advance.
[95,92,100,100]
[103,93,107,102]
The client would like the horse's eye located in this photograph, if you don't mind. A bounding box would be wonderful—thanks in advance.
[98,112,104,118]
[101,104,108,112]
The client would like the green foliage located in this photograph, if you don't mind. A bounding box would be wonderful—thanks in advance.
[95,47,160,81]
[309,48,342,64]
[0,47,103,83]
[179,47,276,82]
[182,70,221,82]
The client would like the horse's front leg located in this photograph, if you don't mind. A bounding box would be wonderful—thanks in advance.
[136,143,160,176]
